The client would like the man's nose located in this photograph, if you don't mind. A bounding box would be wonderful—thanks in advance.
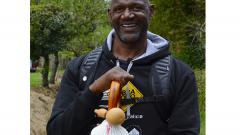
[121,8,134,19]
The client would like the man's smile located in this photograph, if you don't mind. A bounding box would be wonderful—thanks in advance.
[120,23,138,32]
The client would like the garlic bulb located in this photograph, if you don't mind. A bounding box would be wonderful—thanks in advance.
[91,120,128,135]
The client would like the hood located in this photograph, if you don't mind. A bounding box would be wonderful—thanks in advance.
[103,29,170,64]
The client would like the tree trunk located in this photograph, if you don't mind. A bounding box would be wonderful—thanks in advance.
[42,55,49,87]
[49,52,59,84]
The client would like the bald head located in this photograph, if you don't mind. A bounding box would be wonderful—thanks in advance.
[110,0,151,7]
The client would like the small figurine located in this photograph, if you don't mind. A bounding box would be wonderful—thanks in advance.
[91,81,129,135]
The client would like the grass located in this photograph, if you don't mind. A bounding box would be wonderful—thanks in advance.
[200,112,205,135]
[30,70,42,88]
[30,68,65,98]
[194,69,205,135]
[30,68,205,134]
[30,68,64,88]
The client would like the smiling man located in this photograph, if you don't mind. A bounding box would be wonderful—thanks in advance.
[109,0,153,60]
[47,0,200,135]
[109,0,151,43]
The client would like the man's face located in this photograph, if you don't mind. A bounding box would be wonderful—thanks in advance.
[108,0,153,44]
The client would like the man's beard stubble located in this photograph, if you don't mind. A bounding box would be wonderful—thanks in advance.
[114,25,148,44]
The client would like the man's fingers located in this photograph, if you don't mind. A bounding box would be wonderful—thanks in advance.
[127,74,134,80]
[118,74,134,86]
[89,66,134,94]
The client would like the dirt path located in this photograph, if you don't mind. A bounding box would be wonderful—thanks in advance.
[30,90,55,135]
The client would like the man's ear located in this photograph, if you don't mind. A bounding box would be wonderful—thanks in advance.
[107,8,112,23]
[149,4,155,20]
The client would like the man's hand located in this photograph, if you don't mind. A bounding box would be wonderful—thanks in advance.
[89,66,134,95]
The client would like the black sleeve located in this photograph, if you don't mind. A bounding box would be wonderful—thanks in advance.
[167,60,200,135]
[47,57,101,135]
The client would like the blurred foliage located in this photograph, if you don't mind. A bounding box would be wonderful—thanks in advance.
[30,4,72,60]
[32,0,111,56]
[58,51,75,69]
[149,0,205,69]
[195,69,205,113]
[31,0,111,56]
[31,0,205,68]
[62,0,111,56]
[194,69,205,135]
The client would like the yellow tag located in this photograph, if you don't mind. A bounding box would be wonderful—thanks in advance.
[120,81,143,112]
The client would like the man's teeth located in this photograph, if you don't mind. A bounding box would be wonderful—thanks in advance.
[122,24,136,27]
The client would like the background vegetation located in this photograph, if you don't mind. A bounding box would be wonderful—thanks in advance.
[149,0,205,69]
[30,0,205,134]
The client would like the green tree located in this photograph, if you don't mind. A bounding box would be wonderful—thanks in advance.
[56,0,110,56]
[149,0,205,68]
[36,0,111,56]
[30,4,72,87]
[31,0,111,86]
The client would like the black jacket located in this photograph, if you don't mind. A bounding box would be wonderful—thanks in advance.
[47,32,200,135]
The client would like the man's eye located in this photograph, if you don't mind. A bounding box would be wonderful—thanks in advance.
[114,8,124,13]
[133,7,142,11]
